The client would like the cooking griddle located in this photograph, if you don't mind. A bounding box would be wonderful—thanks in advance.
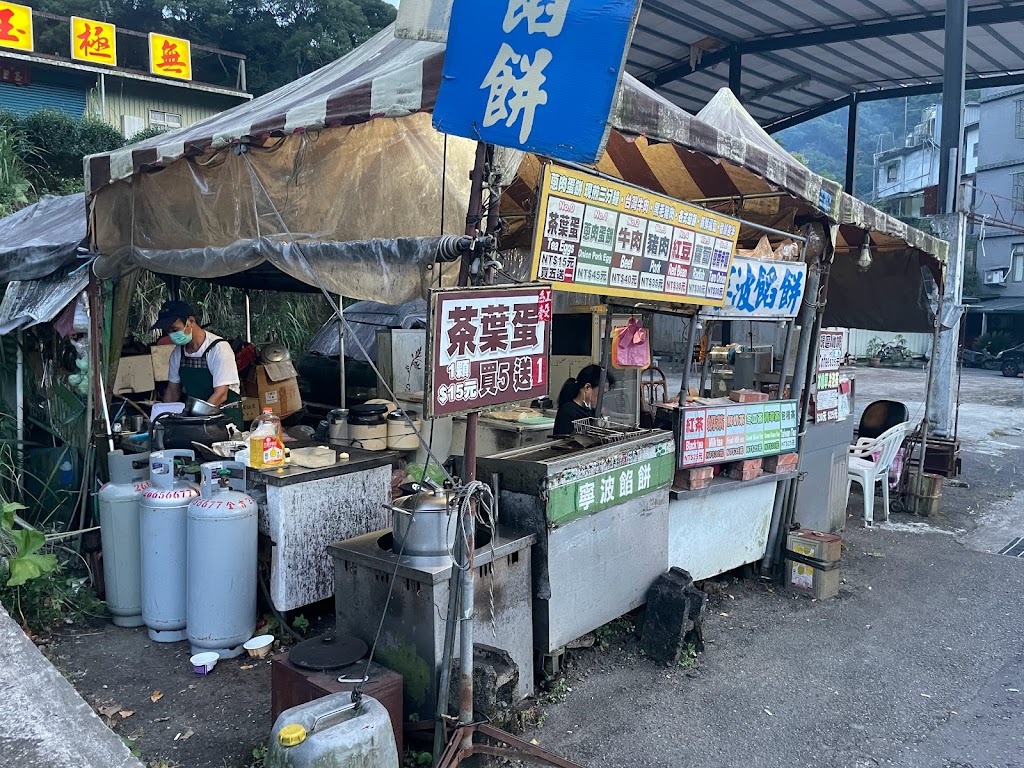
[288,633,368,671]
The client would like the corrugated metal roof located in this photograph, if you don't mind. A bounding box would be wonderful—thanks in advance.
[630,0,1024,126]
[967,296,1024,312]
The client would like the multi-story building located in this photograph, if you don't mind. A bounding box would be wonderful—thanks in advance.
[0,7,250,138]
[872,103,979,220]
[969,86,1024,340]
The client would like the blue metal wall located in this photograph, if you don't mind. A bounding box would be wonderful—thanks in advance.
[0,80,87,118]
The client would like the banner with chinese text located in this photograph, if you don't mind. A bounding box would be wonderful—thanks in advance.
[676,400,799,470]
[814,331,843,423]
[71,17,116,66]
[433,0,641,163]
[149,32,191,80]
[428,284,552,419]
[701,255,807,320]
[0,2,33,52]
[531,164,741,306]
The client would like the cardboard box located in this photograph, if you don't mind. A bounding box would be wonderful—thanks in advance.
[244,363,302,418]
[112,354,156,395]
[149,344,175,383]
[786,529,842,600]
[241,397,261,423]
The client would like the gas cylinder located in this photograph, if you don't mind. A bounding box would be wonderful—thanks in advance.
[269,692,399,768]
[187,460,258,658]
[98,450,151,628]
[140,449,199,643]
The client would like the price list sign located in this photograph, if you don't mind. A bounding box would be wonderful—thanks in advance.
[427,285,552,419]
[677,400,799,469]
[815,331,844,423]
[531,164,740,306]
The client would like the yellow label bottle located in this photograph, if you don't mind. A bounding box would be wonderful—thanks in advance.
[249,408,284,469]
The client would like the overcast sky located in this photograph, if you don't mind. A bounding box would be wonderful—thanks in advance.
[386,0,399,6]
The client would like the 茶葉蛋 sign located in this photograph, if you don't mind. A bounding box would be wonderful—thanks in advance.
[432,0,641,163]
[427,285,552,419]
[531,163,741,306]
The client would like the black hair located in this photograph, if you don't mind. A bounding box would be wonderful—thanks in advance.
[557,364,615,406]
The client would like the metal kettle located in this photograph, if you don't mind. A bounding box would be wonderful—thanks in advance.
[389,481,458,560]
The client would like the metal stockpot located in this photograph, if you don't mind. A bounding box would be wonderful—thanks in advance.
[389,488,458,561]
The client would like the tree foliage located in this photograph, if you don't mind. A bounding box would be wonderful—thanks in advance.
[0,110,124,214]
[32,0,397,95]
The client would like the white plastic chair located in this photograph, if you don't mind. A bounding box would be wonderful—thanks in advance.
[847,422,908,526]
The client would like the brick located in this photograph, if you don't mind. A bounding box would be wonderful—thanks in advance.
[675,467,713,490]
[729,388,769,403]
[726,458,763,481]
[763,453,799,473]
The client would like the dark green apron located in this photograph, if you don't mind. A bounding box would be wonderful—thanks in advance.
[178,339,244,429]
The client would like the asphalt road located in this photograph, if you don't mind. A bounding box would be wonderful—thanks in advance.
[526,366,1024,768]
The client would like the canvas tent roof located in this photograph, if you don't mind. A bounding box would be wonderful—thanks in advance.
[84,24,945,331]
[0,194,86,284]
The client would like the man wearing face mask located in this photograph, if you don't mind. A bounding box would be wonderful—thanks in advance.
[155,301,242,424]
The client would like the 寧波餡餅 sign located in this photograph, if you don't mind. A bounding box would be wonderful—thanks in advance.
[427,285,552,419]
[701,256,807,320]
[531,164,741,306]
[432,0,641,163]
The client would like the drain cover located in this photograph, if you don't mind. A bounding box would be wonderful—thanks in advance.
[998,538,1024,557]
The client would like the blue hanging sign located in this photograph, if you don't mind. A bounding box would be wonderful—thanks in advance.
[432,0,641,164]
[700,256,807,320]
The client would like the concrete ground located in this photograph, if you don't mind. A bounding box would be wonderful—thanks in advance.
[524,366,1024,768]
[23,366,1024,767]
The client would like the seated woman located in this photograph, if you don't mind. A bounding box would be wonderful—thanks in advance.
[552,364,615,438]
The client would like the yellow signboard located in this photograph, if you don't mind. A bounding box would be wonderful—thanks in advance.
[530,164,741,307]
[149,32,191,80]
[71,16,116,66]
[0,2,33,52]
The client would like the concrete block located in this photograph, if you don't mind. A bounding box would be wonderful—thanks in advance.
[641,568,709,665]
[451,644,520,721]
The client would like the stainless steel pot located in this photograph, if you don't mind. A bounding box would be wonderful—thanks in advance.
[260,342,290,363]
[390,488,458,560]
[185,396,221,417]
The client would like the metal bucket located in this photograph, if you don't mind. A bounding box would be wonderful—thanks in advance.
[908,472,943,517]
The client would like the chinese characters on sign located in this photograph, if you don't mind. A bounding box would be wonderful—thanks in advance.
[433,0,641,163]
[0,2,33,52]
[148,32,191,81]
[428,285,552,418]
[0,58,29,84]
[676,400,799,469]
[71,17,116,65]
[815,331,844,423]
[531,164,741,307]
[702,256,807,320]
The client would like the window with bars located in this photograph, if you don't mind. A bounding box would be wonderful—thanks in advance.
[1017,100,1024,139]
[1014,172,1024,211]
[149,110,182,129]
[1013,244,1024,283]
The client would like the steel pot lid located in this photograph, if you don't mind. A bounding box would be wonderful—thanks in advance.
[396,488,455,513]
[288,633,368,671]
[260,342,290,363]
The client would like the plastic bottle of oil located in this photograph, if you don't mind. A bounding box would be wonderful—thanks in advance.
[249,408,284,470]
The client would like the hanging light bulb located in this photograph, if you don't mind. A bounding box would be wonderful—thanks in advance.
[857,230,873,272]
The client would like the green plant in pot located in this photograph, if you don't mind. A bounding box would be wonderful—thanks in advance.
[866,337,883,366]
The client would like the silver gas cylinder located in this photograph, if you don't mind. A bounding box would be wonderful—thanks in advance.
[98,450,151,628]
[140,449,199,643]
[187,460,258,658]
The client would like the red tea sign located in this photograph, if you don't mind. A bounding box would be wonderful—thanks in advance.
[428,285,552,419]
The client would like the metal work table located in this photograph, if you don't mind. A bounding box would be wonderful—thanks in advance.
[478,430,675,655]
[249,446,400,612]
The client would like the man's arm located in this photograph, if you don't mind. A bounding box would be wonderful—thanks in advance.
[207,385,230,406]
[163,381,182,402]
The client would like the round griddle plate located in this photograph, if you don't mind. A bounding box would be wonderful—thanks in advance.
[289,634,368,671]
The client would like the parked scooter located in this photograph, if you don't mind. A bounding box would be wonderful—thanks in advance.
[962,348,999,369]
